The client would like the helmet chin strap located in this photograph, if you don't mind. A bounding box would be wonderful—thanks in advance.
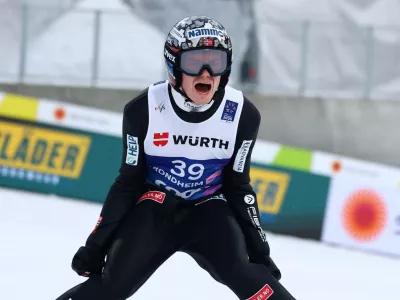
[177,86,191,101]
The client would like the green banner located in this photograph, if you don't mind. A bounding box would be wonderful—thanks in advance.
[250,163,331,240]
[0,116,121,202]
[0,116,331,241]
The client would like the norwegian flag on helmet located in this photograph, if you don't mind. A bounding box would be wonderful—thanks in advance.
[203,38,214,47]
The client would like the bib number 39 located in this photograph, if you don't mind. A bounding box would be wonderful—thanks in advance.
[155,160,206,199]
[170,160,204,180]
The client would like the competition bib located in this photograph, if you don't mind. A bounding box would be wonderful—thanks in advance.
[144,81,244,200]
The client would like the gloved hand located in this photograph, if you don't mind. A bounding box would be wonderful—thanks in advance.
[248,253,282,281]
[71,246,105,277]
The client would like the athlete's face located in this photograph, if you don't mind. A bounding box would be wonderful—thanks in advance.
[181,69,221,105]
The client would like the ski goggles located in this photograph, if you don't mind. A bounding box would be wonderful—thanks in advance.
[179,49,229,76]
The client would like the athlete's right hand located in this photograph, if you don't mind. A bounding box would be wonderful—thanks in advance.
[71,246,105,277]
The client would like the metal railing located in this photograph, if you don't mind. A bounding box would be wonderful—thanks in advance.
[1,4,399,99]
[0,5,167,89]
[253,18,400,100]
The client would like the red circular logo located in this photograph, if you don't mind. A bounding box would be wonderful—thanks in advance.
[54,108,66,121]
[341,189,387,242]
[332,160,342,173]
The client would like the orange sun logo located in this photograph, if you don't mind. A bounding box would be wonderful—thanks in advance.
[54,107,66,121]
[342,189,387,242]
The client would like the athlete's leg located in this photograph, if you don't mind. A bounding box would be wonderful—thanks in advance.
[56,194,180,300]
[179,200,296,300]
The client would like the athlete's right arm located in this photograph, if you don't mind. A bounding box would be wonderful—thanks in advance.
[84,89,149,253]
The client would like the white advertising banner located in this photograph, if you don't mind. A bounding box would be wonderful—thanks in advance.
[37,99,122,137]
[322,175,400,256]
[312,151,400,188]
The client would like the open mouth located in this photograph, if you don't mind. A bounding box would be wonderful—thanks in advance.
[195,83,212,94]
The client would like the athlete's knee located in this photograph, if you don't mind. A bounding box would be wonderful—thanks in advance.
[247,282,297,300]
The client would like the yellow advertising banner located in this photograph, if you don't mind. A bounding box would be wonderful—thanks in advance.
[0,121,91,179]
[250,166,290,214]
[0,93,39,121]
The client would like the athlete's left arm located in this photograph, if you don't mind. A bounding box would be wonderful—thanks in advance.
[223,96,281,280]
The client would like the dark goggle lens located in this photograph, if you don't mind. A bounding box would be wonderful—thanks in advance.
[180,49,228,76]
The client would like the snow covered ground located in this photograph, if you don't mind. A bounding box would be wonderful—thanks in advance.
[1,187,399,300]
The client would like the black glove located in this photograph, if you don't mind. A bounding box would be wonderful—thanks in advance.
[71,246,105,277]
[248,252,282,281]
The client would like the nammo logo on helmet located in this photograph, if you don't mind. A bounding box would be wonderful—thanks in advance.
[187,28,225,39]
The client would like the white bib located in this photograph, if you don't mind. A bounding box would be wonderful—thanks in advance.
[144,81,244,200]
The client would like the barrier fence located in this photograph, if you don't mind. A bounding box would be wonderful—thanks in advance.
[1,4,400,99]
[1,91,399,257]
